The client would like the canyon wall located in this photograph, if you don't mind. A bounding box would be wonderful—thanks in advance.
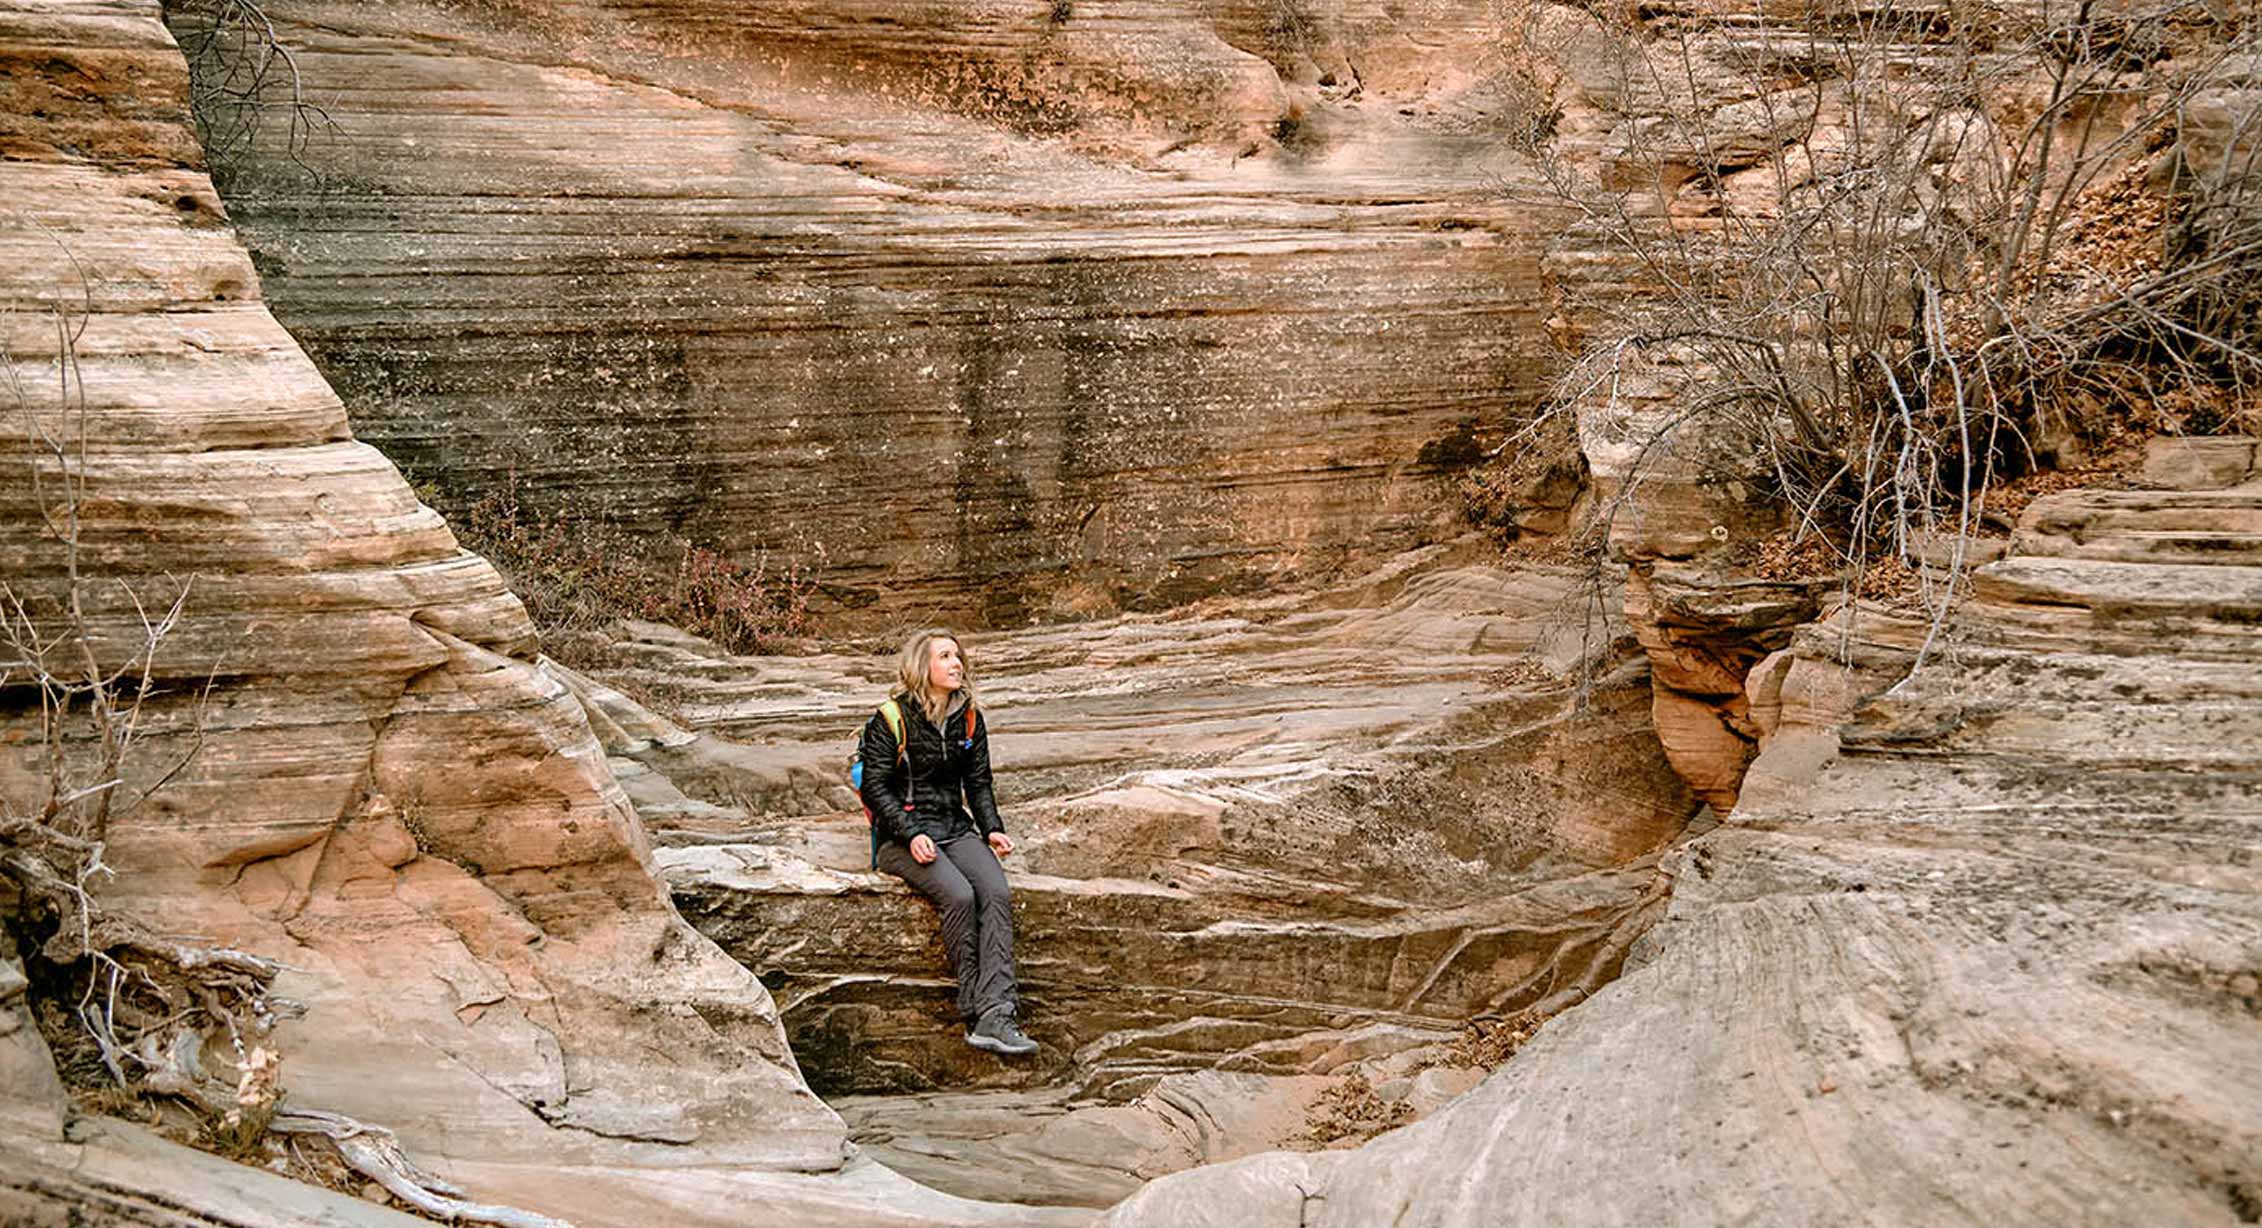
[11,1,2253,1225]
[194,0,1564,624]
[0,4,1069,1224]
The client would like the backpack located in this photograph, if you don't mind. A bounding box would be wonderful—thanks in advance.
[849,698,977,869]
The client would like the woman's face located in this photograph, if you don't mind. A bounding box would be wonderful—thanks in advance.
[927,638,965,692]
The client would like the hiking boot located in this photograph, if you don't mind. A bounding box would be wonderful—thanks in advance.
[966,1007,1038,1057]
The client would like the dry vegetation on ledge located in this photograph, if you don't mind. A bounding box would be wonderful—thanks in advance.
[439,478,821,665]
[1470,0,2259,642]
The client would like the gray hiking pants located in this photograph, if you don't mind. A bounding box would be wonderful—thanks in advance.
[875,833,1019,1022]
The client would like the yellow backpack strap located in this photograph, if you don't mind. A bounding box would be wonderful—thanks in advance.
[878,700,906,763]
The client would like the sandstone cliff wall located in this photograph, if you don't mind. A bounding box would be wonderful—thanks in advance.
[193,0,1564,624]
[0,4,1071,1224]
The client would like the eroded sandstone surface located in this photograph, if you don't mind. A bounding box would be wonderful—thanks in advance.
[1101,459,2262,1226]
[190,0,1564,624]
[10,0,2258,1225]
[1078,4,2262,1218]
[565,543,1697,1204]
[0,4,1075,1224]
[9,1,1686,1219]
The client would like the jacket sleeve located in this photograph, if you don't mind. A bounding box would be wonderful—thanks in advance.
[963,710,1005,837]
[857,712,920,845]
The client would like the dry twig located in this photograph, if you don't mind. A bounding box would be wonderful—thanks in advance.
[1483,0,2259,683]
[4,279,570,1225]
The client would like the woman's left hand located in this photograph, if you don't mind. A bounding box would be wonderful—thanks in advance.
[987,832,1014,857]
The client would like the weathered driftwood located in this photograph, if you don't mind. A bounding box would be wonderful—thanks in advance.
[271,1109,577,1228]
[131,1033,575,1228]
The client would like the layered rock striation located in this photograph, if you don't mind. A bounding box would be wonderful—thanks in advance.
[1101,448,2262,1226]
[0,4,1075,1224]
[569,546,1699,1203]
[1092,5,2262,1220]
[17,1,2254,1224]
[651,561,1692,1095]
[189,0,1566,624]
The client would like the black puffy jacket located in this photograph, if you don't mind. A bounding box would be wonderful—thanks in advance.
[857,692,1005,846]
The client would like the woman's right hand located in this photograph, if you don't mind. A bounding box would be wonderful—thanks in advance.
[909,834,938,864]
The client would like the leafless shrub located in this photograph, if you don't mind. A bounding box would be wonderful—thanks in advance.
[2,285,269,1146]
[445,476,822,662]
[1488,0,2259,676]
[2,289,567,1228]
[165,0,337,184]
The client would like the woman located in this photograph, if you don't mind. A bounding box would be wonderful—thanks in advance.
[857,628,1038,1057]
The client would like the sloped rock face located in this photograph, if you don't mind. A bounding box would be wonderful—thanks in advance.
[0,5,1075,1225]
[1100,452,2262,1226]
[623,557,1693,1103]
[827,1072,1339,1211]
[566,547,1699,1204]
[191,0,1564,623]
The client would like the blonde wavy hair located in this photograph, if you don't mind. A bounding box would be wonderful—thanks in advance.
[891,627,977,726]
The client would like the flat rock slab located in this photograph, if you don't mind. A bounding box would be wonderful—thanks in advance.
[2142,436,2259,490]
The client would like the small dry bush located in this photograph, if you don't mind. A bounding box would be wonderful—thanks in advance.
[1293,1071,1414,1150]
[1480,0,2260,641]
[3,297,339,1198]
[447,482,818,662]
[1442,1014,1540,1070]
[1460,411,1588,544]
[164,0,337,186]
[1292,1014,1549,1149]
